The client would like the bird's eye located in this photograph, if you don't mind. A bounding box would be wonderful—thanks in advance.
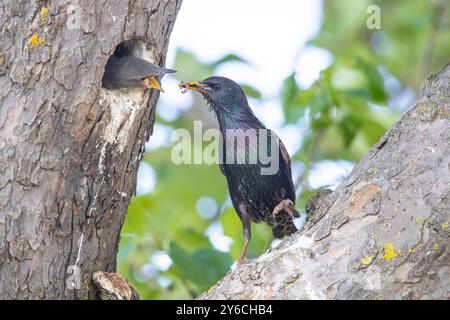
[213,83,221,91]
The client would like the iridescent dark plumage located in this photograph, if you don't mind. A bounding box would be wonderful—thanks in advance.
[182,77,299,263]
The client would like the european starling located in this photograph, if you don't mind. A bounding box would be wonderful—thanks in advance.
[180,77,299,263]
[102,55,175,91]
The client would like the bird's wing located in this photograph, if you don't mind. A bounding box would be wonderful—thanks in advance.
[252,118,291,171]
[278,137,292,175]
[264,129,292,175]
[219,134,226,175]
[116,57,158,80]
[219,163,226,175]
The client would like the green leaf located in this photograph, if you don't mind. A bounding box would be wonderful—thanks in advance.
[294,89,315,107]
[116,234,136,265]
[281,73,298,110]
[340,114,363,147]
[310,92,333,129]
[361,119,390,146]
[354,57,387,103]
[240,84,262,99]
[169,242,232,291]
[211,53,249,68]
[174,229,212,252]
[331,66,366,91]
[281,73,313,123]
[175,49,213,80]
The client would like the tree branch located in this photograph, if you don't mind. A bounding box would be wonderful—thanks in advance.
[199,63,450,300]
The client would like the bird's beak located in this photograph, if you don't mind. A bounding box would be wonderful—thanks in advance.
[144,76,164,92]
[179,81,211,94]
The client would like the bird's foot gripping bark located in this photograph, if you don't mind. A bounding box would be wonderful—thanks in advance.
[272,199,300,219]
[238,257,252,265]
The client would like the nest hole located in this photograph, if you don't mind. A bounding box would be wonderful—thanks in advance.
[112,40,147,60]
[98,40,155,149]
[102,40,156,89]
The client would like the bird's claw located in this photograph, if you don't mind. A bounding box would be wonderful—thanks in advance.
[272,199,299,219]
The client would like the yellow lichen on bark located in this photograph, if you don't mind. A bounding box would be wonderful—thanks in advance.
[361,255,374,266]
[382,243,399,260]
[40,7,48,25]
[26,34,44,51]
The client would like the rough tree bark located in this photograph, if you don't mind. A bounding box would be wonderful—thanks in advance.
[200,64,450,300]
[0,0,181,299]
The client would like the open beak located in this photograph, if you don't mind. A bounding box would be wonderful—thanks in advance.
[179,81,211,94]
[144,76,164,92]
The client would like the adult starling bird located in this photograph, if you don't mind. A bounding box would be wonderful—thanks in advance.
[180,77,299,264]
[102,55,175,91]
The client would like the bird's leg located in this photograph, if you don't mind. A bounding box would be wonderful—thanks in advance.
[238,213,252,265]
[239,237,250,265]
[272,199,300,219]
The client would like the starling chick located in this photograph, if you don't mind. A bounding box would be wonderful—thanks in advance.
[102,56,175,91]
[180,77,299,264]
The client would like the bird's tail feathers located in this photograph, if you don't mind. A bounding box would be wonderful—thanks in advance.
[292,207,300,218]
[272,222,297,239]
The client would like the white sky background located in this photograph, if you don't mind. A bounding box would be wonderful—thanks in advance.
[159,0,330,130]
[166,0,325,95]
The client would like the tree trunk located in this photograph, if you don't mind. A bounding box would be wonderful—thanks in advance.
[199,64,450,300]
[0,0,181,299]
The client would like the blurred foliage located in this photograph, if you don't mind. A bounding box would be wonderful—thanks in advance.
[117,0,450,299]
